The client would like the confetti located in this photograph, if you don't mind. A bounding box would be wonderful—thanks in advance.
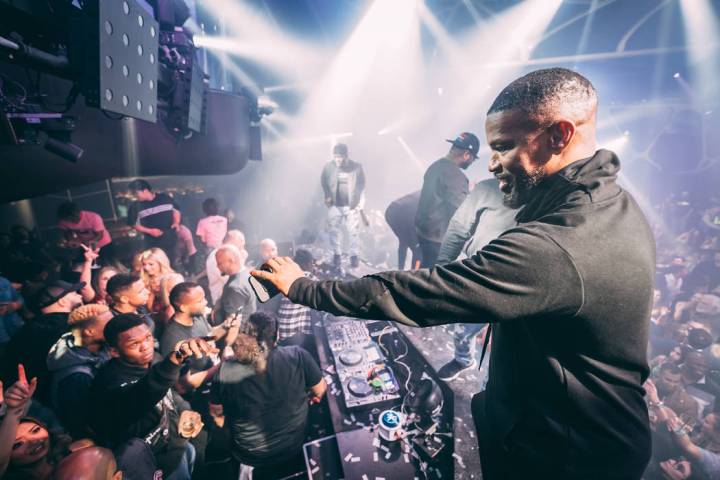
[344,453,353,462]
[373,452,379,462]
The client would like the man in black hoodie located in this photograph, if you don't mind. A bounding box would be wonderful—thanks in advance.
[89,314,214,478]
[252,68,655,480]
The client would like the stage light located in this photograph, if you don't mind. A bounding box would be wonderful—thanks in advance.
[44,137,83,162]
[673,72,681,79]
[198,0,325,79]
[299,0,422,133]
[439,0,563,130]
[397,136,426,172]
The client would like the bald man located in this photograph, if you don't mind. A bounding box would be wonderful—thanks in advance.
[206,229,248,304]
[252,68,655,479]
[54,447,122,480]
[213,245,256,334]
[259,238,278,264]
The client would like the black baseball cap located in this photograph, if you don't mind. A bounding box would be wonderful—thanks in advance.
[333,143,348,156]
[446,132,480,158]
[37,280,85,309]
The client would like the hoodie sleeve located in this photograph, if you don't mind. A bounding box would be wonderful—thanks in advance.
[288,227,583,326]
[92,357,182,427]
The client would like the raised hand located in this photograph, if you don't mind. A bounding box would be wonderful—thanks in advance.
[170,337,219,365]
[4,364,37,414]
[250,256,305,296]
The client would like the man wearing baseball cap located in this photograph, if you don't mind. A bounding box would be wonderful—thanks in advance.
[414,132,479,267]
[1,280,84,404]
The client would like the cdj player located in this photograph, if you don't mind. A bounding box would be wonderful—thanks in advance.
[324,317,401,409]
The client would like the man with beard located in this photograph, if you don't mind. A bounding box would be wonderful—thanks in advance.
[415,132,478,266]
[252,68,655,479]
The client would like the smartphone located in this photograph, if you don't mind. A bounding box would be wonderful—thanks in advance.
[248,265,280,303]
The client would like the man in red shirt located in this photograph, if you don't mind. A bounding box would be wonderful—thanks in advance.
[57,202,113,263]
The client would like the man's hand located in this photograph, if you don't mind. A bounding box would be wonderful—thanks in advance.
[170,337,219,365]
[80,243,100,263]
[324,197,333,207]
[250,256,305,296]
[644,379,660,404]
[659,459,691,480]
[146,228,164,238]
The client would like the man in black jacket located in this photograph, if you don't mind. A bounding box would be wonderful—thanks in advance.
[415,132,479,267]
[89,314,214,479]
[320,143,366,268]
[253,68,655,479]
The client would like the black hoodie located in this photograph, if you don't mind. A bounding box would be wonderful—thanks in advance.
[289,150,655,479]
[89,356,189,475]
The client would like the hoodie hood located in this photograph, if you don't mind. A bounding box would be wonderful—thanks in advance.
[47,332,110,374]
[516,149,622,224]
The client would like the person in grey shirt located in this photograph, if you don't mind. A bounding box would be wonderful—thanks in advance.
[436,178,518,381]
[213,245,257,342]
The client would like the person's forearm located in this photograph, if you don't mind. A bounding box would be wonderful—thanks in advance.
[288,231,582,327]
[672,432,702,461]
[437,228,470,264]
[224,323,240,347]
[210,324,227,339]
[100,357,181,422]
[185,364,220,389]
[172,209,181,227]
[0,409,22,476]
[79,260,96,302]
[134,224,152,235]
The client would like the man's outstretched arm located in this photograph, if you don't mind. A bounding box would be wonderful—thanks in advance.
[252,227,583,327]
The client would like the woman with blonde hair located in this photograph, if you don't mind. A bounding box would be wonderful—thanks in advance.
[138,248,174,313]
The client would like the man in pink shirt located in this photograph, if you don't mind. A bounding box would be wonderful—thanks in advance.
[57,202,113,262]
[196,198,228,250]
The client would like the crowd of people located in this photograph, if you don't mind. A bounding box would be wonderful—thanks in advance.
[0,93,717,478]
[642,192,720,480]
[0,181,327,479]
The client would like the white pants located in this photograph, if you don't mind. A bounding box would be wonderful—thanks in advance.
[327,206,361,256]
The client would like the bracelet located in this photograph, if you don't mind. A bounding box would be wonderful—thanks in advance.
[672,426,688,436]
[649,400,663,408]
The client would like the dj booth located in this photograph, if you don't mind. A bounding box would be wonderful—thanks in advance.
[302,314,455,479]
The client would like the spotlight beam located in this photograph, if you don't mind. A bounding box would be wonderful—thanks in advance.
[462,44,720,71]
[537,0,618,46]
[616,0,673,52]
